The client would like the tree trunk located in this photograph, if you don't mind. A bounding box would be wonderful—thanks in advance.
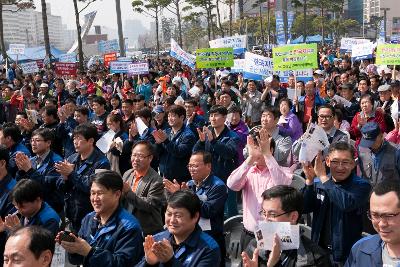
[267,2,271,44]
[321,6,325,46]
[205,6,211,41]
[115,0,125,57]
[259,5,264,45]
[41,0,51,66]
[0,2,7,61]
[155,7,160,58]
[216,0,224,37]
[73,0,84,73]
[175,0,183,47]
[303,0,307,43]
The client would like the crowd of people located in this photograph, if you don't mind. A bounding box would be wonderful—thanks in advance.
[0,46,399,267]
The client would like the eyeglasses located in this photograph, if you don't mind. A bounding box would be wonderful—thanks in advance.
[30,139,45,143]
[131,154,151,160]
[318,115,333,120]
[367,211,400,222]
[329,160,353,168]
[187,164,201,169]
[258,210,292,219]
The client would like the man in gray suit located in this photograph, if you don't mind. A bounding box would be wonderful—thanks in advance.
[122,140,165,235]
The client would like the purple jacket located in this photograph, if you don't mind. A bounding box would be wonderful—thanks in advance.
[278,112,303,142]
[229,120,249,164]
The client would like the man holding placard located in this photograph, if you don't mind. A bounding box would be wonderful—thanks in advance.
[241,185,329,267]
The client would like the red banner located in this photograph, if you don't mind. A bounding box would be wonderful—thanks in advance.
[104,52,117,68]
[55,62,77,76]
[36,60,44,69]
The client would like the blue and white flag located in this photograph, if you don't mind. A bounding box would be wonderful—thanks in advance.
[275,11,286,45]
[287,11,295,43]
[170,38,196,69]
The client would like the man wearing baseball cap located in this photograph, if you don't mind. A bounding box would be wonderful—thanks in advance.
[358,122,400,187]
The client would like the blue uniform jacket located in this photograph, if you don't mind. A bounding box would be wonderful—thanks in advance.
[69,207,144,267]
[16,151,65,214]
[158,126,196,182]
[58,117,78,158]
[345,234,383,267]
[21,202,61,237]
[137,226,220,267]
[187,175,227,236]
[0,175,17,261]
[186,114,206,139]
[64,148,110,231]
[193,126,239,180]
[8,142,31,177]
[303,174,371,262]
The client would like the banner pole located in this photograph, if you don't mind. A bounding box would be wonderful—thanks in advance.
[294,72,299,113]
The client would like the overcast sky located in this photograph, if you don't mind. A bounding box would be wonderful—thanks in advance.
[33,0,152,30]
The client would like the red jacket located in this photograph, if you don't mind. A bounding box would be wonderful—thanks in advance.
[350,109,387,147]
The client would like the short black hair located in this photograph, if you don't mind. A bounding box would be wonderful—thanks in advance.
[168,105,186,119]
[75,106,89,116]
[209,105,228,116]
[132,140,155,156]
[92,96,106,106]
[0,145,9,168]
[8,226,55,259]
[262,106,280,120]
[372,179,400,207]
[317,104,335,115]
[73,123,98,142]
[191,151,212,164]
[135,107,152,120]
[261,185,303,222]
[167,190,201,219]
[0,123,22,143]
[122,99,133,106]
[91,171,123,192]
[228,105,242,116]
[184,99,198,107]
[45,97,57,106]
[11,179,43,205]
[32,128,54,143]
[328,141,355,159]
[16,111,28,119]
[42,106,58,120]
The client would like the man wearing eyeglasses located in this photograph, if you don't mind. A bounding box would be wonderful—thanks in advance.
[14,128,64,215]
[122,140,165,235]
[302,142,371,266]
[292,105,348,157]
[241,185,330,267]
[346,179,400,266]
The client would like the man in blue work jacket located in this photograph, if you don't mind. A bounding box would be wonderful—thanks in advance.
[57,171,143,267]
[302,141,371,265]
[8,179,61,237]
[15,128,64,215]
[138,190,221,267]
[153,105,196,183]
[164,150,228,266]
[0,145,17,267]
[346,179,400,266]
[55,123,110,232]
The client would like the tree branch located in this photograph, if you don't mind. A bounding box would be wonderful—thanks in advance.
[78,0,96,14]
[165,5,177,15]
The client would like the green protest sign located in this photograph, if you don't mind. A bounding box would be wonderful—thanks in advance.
[376,44,400,65]
[195,48,234,69]
[272,43,318,71]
